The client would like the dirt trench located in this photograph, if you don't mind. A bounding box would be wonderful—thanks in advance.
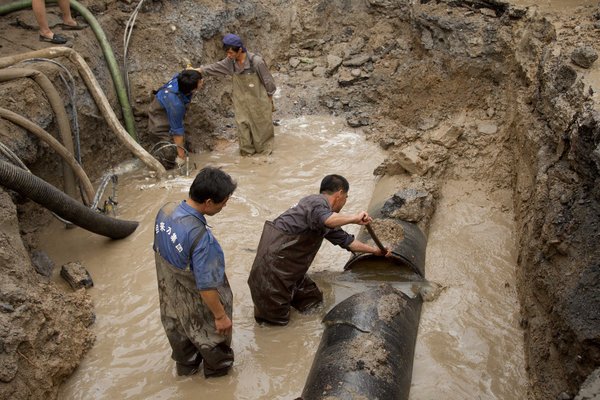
[0,0,599,399]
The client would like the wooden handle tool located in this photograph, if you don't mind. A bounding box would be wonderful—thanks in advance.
[365,223,387,253]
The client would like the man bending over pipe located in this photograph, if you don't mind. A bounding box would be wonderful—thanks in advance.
[248,174,391,326]
[154,166,236,377]
[148,69,204,169]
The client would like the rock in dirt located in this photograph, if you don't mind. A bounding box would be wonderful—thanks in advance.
[60,262,94,290]
[571,45,598,69]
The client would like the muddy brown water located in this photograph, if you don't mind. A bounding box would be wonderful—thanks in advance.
[37,115,527,399]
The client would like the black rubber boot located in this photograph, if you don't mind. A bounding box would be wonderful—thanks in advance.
[253,305,290,326]
[176,362,200,376]
[203,366,231,378]
[175,353,202,376]
[201,343,234,378]
[254,315,289,326]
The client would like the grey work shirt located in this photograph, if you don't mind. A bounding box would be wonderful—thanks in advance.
[273,194,354,249]
[201,52,277,96]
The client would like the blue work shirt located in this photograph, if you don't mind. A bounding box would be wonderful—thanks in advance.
[155,74,193,136]
[154,201,225,290]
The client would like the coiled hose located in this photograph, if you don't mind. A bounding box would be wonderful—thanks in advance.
[0,67,79,201]
[0,47,166,177]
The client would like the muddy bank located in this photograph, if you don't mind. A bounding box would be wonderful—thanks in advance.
[0,0,599,399]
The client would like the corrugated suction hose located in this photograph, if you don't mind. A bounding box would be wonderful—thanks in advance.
[0,159,138,239]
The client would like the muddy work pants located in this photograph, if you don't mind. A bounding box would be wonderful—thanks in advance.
[146,98,184,169]
[155,253,233,377]
[232,72,274,155]
[248,221,324,325]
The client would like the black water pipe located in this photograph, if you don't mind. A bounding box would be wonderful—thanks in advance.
[345,220,427,278]
[300,285,423,400]
[300,219,428,399]
[0,159,138,239]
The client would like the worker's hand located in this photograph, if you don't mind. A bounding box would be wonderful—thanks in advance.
[373,247,393,257]
[175,156,186,168]
[357,212,372,225]
[215,315,232,336]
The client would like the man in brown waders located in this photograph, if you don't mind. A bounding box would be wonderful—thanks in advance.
[248,174,390,326]
[154,166,237,377]
[196,33,276,156]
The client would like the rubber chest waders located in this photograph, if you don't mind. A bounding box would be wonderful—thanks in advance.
[154,203,234,376]
[248,221,324,325]
[232,56,274,155]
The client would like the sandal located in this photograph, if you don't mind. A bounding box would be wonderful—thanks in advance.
[60,22,88,30]
[39,33,68,44]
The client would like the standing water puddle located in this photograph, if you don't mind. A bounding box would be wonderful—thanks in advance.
[38,116,525,399]
[410,181,527,399]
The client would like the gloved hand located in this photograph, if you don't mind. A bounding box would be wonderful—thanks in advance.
[175,156,186,168]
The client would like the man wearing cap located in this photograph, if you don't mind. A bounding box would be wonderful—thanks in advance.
[196,33,276,156]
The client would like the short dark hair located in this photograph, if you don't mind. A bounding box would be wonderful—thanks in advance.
[319,174,349,194]
[189,166,237,203]
[223,44,242,53]
[178,69,202,95]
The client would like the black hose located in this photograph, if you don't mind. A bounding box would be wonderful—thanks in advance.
[0,159,138,239]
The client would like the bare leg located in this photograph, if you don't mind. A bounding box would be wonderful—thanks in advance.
[57,0,78,26]
[32,0,52,38]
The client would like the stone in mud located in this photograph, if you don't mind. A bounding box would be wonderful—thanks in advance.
[571,45,598,69]
[30,250,54,278]
[393,146,427,175]
[430,124,463,148]
[60,262,94,290]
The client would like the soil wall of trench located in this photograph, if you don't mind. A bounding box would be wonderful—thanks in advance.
[0,0,599,399]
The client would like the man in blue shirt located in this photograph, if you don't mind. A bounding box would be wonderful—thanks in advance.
[154,166,237,377]
[148,69,204,168]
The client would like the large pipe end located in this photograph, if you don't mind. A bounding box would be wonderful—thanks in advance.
[301,285,423,400]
